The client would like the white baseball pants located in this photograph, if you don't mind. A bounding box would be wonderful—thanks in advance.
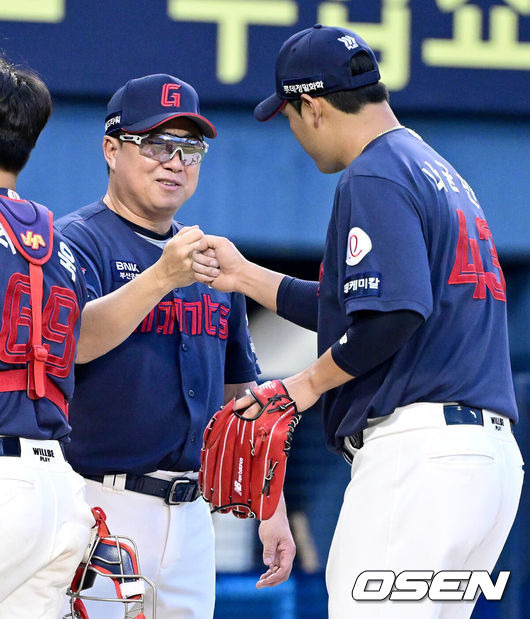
[0,438,93,619]
[70,471,215,619]
[326,403,524,619]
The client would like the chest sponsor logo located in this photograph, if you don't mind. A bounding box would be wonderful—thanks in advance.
[346,227,372,266]
[111,260,142,282]
[344,272,382,299]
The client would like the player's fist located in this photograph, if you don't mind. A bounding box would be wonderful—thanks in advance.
[192,234,246,292]
[154,225,218,289]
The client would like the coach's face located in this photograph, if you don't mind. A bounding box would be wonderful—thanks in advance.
[104,117,202,226]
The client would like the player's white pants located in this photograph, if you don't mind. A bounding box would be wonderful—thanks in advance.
[326,403,524,619]
[0,438,93,619]
[75,471,215,619]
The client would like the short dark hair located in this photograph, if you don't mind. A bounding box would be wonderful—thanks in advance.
[290,51,389,115]
[0,57,52,173]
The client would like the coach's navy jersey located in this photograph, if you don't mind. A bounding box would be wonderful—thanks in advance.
[56,201,259,474]
[0,191,86,440]
[319,128,517,452]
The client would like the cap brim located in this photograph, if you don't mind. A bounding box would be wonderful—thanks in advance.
[253,94,287,122]
[124,112,217,138]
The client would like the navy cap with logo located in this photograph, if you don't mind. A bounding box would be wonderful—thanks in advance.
[105,73,216,138]
[254,24,380,122]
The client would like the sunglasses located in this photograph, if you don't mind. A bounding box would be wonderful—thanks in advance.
[118,133,208,166]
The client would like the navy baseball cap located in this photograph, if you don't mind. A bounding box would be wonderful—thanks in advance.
[105,73,216,138]
[254,24,380,122]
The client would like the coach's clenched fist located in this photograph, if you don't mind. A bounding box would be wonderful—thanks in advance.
[154,225,219,290]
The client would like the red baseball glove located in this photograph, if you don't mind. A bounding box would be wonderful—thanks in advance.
[199,380,301,520]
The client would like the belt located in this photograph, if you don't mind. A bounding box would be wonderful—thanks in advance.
[342,403,508,464]
[84,473,201,505]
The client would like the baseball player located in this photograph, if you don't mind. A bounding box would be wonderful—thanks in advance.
[193,25,524,618]
[0,56,95,618]
[56,74,295,618]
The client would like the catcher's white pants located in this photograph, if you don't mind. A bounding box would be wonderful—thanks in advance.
[326,402,524,619]
[76,471,215,619]
[0,438,93,619]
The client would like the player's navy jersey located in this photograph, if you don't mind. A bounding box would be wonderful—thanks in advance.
[0,191,86,441]
[318,128,517,452]
[56,201,259,474]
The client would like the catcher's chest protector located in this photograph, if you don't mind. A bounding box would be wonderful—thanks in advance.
[0,196,56,402]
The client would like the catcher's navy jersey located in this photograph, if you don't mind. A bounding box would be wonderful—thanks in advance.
[318,128,517,452]
[0,191,86,441]
[56,201,259,474]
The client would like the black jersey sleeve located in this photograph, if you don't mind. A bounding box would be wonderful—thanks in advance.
[330,309,424,377]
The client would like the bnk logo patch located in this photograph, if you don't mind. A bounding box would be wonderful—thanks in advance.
[346,227,372,266]
[111,259,141,282]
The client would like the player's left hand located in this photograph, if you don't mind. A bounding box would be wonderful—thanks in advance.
[200,380,301,520]
[234,373,321,419]
[256,495,296,588]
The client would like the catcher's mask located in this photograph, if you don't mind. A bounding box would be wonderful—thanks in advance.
[63,507,156,619]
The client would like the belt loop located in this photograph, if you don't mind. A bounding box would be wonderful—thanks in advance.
[0,436,22,457]
[342,431,363,464]
[102,474,126,491]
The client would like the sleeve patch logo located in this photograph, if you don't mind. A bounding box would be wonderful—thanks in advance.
[346,227,372,266]
[344,272,382,299]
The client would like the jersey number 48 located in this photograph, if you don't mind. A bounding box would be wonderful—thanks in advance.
[449,209,506,302]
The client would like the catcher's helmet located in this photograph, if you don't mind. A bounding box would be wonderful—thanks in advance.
[63,507,156,619]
